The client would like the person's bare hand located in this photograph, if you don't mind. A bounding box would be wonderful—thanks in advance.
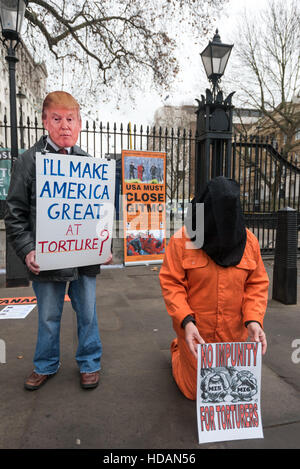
[185,321,205,359]
[25,250,40,275]
[247,322,267,355]
[102,252,113,265]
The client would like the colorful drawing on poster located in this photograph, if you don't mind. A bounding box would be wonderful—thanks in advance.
[197,342,263,444]
[122,150,166,266]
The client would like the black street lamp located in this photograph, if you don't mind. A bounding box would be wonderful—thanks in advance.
[0,0,27,39]
[195,29,235,195]
[0,0,28,166]
[16,87,26,149]
[200,29,233,100]
[0,0,29,288]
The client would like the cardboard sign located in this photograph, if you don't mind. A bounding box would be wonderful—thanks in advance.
[35,152,115,270]
[122,150,166,266]
[197,342,263,444]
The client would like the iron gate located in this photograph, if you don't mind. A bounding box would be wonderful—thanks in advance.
[0,115,299,254]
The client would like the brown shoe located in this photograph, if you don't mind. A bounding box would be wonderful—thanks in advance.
[80,371,100,389]
[24,371,56,391]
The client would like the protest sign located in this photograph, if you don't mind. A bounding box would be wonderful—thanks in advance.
[197,342,263,444]
[0,151,11,200]
[36,152,115,270]
[122,150,166,266]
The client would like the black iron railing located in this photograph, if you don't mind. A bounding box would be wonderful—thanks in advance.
[0,114,299,254]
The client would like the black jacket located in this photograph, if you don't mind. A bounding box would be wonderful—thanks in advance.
[4,136,101,282]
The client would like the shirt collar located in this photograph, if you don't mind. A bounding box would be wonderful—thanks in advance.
[46,136,71,154]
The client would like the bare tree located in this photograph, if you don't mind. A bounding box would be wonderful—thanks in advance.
[231,0,300,157]
[24,0,228,108]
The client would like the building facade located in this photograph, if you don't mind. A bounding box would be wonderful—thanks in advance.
[0,39,47,149]
[153,104,263,201]
[0,39,47,269]
[247,94,300,162]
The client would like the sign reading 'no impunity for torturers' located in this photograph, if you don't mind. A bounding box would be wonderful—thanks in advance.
[197,342,263,444]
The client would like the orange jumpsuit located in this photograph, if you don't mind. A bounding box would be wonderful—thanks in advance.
[159,227,269,400]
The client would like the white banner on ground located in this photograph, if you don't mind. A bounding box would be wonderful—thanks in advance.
[197,342,263,444]
[0,304,36,319]
[36,152,115,270]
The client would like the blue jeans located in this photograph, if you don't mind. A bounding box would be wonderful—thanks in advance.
[32,275,102,375]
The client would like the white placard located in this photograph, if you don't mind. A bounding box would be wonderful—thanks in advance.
[197,342,263,444]
[35,152,115,270]
[0,304,36,319]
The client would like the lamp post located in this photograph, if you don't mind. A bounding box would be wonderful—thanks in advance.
[200,29,233,101]
[16,87,26,149]
[195,29,235,195]
[0,0,29,287]
[0,0,28,165]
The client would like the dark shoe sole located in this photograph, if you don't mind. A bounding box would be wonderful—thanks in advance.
[24,372,56,391]
[80,380,99,390]
[80,373,100,390]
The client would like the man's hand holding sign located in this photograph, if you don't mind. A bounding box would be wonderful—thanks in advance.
[184,321,267,359]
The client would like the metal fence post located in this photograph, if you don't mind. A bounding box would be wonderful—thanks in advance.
[272,207,298,304]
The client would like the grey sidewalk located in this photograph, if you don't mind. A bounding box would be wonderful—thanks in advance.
[0,259,299,449]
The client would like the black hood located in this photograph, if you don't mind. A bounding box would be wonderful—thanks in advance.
[185,176,247,267]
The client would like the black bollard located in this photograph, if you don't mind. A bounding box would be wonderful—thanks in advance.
[5,236,29,288]
[272,207,298,305]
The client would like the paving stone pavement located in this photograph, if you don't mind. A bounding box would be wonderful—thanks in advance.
[0,259,299,451]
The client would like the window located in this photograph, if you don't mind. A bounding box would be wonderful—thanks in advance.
[295,129,300,141]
